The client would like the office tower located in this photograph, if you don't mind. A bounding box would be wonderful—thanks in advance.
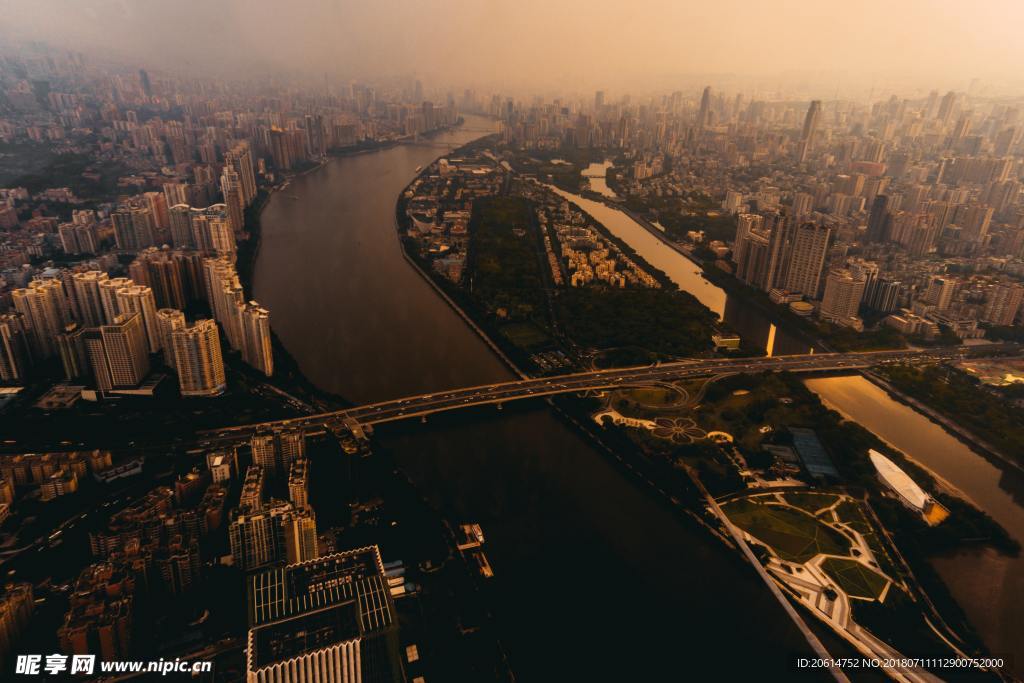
[229,501,317,571]
[982,283,1024,325]
[224,141,257,206]
[594,90,605,110]
[820,269,867,323]
[865,276,902,313]
[245,546,404,683]
[0,313,32,383]
[56,322,89,381]
[797,100,821,163]
[12,279,70,359]
[288,459,309,510]
[782,223,830,297]
[97,277,133,325]
[240,465,266,512]
[251,429,305,475]
[138,69,151,96]
[241,302,274,376]
[936,90,956,124]
[865,194,890,244]
[697,86,711,131]
[111,205,155,251]
[84,313,150,392]
[903,217,940,256]
[171,319,226,397]
[0,583,34,667]
[220,168,245,235]
[156,308,186,368]
[924,276,958,311]
[71,271,109,327]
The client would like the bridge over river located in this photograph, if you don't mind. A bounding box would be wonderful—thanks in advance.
[198,343,1018,444]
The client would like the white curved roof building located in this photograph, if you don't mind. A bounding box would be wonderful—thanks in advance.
[869,449,930,511]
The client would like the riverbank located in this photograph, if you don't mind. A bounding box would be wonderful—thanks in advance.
[863,370,1024,475]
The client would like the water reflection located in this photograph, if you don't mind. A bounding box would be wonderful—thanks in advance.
[806,375,1024,667]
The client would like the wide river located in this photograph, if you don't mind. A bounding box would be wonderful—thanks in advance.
[806,377,1024,669]
[253,116,822,680]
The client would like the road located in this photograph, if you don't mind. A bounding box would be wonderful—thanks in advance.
[197,343,1019,444]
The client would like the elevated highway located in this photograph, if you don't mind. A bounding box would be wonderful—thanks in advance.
[197,344,1018,445]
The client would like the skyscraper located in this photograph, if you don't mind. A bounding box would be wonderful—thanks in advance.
[156,308,186,369]
[224,140,257,206]
[241,303,274,377]
[797,100,821,163]
[171,319,226,397]
[865,194,890,244]
[697,86,711,132]
[71,271,110,328]
[0,313,32,383]
[820,269,867,326]
[782,223,831,297]
[12,279,70,359]
[97,277,133,325]
[84,313,150,392]
[115,285,161,354]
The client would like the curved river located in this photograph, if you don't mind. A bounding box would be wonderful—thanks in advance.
[252,116,821,680]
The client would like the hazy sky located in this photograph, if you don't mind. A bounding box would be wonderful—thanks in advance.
[4,0,1024,96]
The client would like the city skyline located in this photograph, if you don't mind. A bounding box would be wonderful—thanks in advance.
[1,3,1024,681]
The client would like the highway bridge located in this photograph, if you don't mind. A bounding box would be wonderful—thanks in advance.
[197,343,1019,445]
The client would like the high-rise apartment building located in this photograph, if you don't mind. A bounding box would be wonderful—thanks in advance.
[12,279,70,359]
[71,271,109,328]
[115,285,161,353]
[0,314,32,383]
[241,302,274,377]
[171,319,226,397]
[982,282,1024,326]
[229,501,317,572]
[84,313,150,392]
[156,308,186,369]
[782,223,831,297]
[820,269,867,327]
[251,429,305,475]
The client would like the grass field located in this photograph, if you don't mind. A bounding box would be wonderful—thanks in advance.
[822,557,889,600]
[500,322,550,349]
[724,498,850,562]
[785,492,839,516]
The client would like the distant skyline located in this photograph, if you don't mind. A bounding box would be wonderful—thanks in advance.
[3,0,1024,98]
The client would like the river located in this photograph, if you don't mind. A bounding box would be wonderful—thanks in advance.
[252,116,819,680]
[806,376,1024,669]
[547,185,810,356]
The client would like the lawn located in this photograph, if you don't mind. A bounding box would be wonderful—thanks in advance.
[724,497,850,562]
[500,322,550,349]
[784,492,839,516]
[822,557,889,601]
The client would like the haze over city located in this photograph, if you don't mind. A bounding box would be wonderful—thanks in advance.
[5,0,1024,95]
[2,1,1024,681]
